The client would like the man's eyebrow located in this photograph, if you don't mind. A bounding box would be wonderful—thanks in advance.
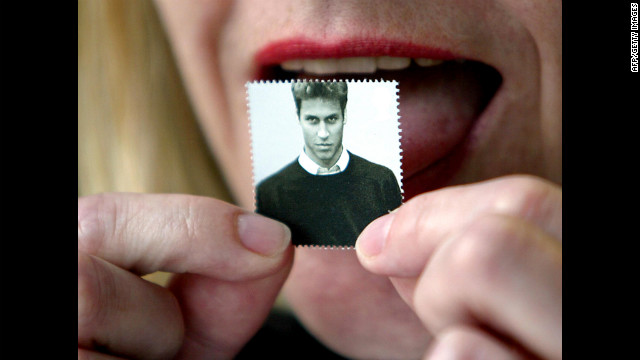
[303,113,339,120]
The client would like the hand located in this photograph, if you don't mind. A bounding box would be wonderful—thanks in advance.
[356,175,561,360]
[78,193,293,360]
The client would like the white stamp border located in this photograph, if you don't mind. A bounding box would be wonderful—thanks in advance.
[246,79,403,249]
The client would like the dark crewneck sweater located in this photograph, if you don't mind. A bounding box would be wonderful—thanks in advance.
[256,152,402,247]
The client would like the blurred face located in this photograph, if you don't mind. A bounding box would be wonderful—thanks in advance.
[154,0,561,357]
[298,98,345,168]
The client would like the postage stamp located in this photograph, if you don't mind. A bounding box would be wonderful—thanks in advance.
[247,80,403,248]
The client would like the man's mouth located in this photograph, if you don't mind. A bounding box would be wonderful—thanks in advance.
[255,38,502,199]
[315,144,334,153]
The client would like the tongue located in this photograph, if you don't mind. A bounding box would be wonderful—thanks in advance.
[388,62,501,193]
[285,61,501,198]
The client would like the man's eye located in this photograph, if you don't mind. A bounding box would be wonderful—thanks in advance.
[327,116,338,123]
[306,118,319,124]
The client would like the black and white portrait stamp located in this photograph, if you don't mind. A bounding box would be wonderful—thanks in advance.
[247,80,403,248]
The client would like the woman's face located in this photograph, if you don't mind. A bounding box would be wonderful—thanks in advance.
[154,0,561,357]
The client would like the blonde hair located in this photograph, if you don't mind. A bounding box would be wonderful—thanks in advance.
[78,0,231,201]
[78,0,232,285]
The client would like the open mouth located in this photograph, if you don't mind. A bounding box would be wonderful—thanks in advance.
[255,39,502,199]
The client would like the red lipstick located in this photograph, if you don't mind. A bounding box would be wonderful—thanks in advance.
[255,37,457,67]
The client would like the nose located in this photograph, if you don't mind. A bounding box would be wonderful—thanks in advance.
[317,122,329,139]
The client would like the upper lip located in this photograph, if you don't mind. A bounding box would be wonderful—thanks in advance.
[245,0,516,76]
[255,37,459,65]
[253,37,472,78]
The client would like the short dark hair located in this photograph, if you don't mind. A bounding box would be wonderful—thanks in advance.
[292,81,348,118]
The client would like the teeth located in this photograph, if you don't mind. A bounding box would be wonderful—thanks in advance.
[414,58,444,67]
[304,58,338,74]
[280,56,451,73]
[376,56,411,70]
[337,57,376,73]
[302,58,376,75]
[281,59,304,71]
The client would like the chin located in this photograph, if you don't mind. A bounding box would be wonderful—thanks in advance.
[283,248,431,359]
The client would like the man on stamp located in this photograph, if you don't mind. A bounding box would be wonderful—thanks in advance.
[256,81,402,247]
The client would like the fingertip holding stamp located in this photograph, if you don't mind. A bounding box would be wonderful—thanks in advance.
[237,213,292,256]
[247,79,403,249]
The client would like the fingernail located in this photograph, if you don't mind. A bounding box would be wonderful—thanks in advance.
[357,212,395,257]
[237,213,291,256]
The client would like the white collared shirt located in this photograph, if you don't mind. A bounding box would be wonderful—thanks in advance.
[298,146,350,176]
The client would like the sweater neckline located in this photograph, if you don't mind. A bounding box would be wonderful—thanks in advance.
[297,152,357,179]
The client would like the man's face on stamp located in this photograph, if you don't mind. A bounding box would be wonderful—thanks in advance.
[298,97,345,168]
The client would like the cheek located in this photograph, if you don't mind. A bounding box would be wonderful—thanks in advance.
[155,0,254,207]
[302,126,315,140]
[331,125,344,139]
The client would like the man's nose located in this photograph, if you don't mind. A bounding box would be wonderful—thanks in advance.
[317,122,329,139]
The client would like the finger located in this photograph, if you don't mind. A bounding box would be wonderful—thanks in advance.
[78,193,291,280]
[169,257,292,359]
[78,348,128,360]
[78,252,184,360]
[424,326,531,360]
[414,214,562,360]
[356,175,561,278]
[78,193,293,359]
